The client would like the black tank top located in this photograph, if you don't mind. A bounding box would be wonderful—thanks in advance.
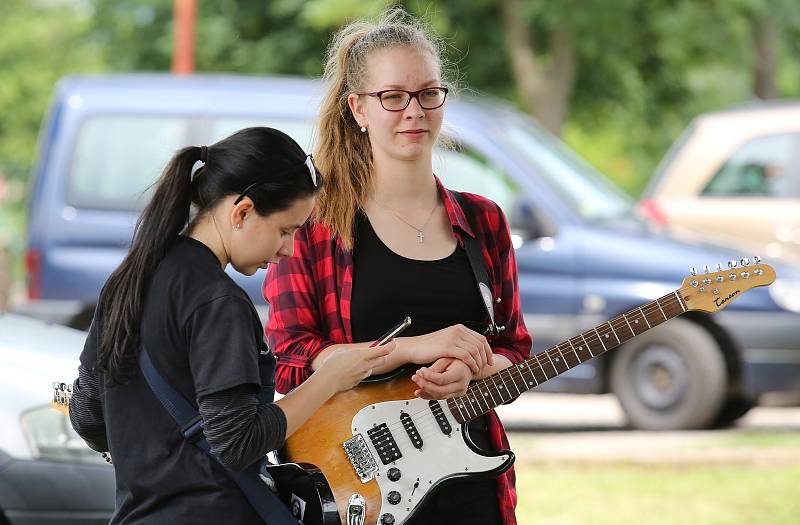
[351,211,486,343]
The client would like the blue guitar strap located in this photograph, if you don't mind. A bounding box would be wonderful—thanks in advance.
[138,345,298,525]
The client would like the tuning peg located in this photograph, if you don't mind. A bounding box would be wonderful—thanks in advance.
[753,255,761,264]
[728,260,737,269]
[690,267,697,276]
[716,263,723,271]
[741,258,750,266]
[703,265,710,273]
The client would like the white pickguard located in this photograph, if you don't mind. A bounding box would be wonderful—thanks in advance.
[350,398,511,525]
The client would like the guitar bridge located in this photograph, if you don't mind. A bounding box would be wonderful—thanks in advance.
[342,434,378,483]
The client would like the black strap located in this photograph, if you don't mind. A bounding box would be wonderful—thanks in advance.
[138,346,298,524]
[452,191,504,337]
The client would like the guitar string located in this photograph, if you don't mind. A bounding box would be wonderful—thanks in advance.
[369,292,684,439]
[364,292,686,440]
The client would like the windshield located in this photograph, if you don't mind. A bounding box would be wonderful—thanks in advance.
[498,115,633,221]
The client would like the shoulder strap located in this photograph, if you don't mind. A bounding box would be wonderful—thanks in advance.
[452,191,504,337]
[138,346,298,525]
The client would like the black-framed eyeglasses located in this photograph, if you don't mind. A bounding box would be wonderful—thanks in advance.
[356,87,449,111]
[233,154,320,205]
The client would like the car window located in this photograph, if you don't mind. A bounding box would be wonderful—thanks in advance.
[67,116,314,211]
[68,115,191,211]
[498,116,633,221]
[433,144,519,215]
[702,132,800,197]
[209,118,314,151]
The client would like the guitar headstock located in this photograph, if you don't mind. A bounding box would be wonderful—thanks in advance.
[681,257,775,313]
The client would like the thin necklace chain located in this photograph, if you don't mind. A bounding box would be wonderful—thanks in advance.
[375,199,439,243]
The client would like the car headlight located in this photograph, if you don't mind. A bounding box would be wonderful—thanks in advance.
[768,279,800,314]
[20,405,106,464]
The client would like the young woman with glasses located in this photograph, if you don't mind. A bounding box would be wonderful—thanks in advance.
[68,127,392,524]
[264,10,532,525]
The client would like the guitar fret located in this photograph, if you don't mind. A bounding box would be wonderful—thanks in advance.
[496,373,514,402]
[541,351,559,378]
[522,362,539,388]
[580,333,595,357]
[469,387,489,415]
[656,299,668,320]
[639,307,652,328]
[450,398,466,422]
[607,321,621,344]
[550,348,569,373]
[593,327,608,352]
[622,313,636,337]
[533,354,552,381]
[674,291,687,312]
[560,343,581,368]
[566,339,581,363]
[484,377,500,406]
[507,368,524,396]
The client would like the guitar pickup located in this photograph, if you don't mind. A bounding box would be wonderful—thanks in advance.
[429,400,452,435]
[367,423,402,465]
[343,434,378,483]
[400,411,423,449]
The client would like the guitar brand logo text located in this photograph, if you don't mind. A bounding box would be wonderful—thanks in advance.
[714,289,740,308]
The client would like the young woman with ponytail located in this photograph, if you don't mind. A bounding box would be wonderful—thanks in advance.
[264,10,531,525]
[69,127,392,524]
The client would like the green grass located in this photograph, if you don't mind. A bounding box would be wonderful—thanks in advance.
[515,464,800,525]
[714,431,800,449]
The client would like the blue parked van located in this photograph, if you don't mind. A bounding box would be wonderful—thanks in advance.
[24,74,800,430]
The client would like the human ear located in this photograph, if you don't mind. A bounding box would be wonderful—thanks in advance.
[230,199,254,229]
[347,93,368,129]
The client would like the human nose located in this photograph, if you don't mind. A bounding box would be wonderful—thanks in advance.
[403,94,426,118]
[279,237,295,258]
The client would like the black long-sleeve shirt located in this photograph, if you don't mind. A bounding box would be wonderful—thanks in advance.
[68,236,286,524]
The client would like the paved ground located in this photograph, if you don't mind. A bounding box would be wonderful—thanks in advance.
[497,393,800,465]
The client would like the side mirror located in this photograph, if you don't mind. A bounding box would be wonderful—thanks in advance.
[509,199,556,240]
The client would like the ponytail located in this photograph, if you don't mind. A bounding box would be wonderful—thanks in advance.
[97,146,199,383]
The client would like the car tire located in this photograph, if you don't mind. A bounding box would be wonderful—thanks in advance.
[610,318,727,430]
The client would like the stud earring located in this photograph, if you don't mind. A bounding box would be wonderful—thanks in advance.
[235,223,242,230]
[360,126,367,133]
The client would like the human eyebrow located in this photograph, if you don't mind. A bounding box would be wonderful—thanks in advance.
[380,81,441,90]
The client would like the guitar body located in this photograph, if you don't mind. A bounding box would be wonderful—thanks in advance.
[265,462,340,525]
[280,369,514,525]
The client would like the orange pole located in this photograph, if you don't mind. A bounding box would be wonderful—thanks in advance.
[172,0,196,74]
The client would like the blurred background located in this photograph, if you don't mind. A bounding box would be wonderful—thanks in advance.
[1,1,799,524]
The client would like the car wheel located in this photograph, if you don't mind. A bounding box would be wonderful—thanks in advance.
[610,317,727,430]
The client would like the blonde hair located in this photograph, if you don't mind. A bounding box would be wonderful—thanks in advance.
[313,8,452,249]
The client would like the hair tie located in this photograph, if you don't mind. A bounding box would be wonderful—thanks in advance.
[199,145,208,163]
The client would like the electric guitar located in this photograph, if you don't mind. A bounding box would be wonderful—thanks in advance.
[278,260,776,525]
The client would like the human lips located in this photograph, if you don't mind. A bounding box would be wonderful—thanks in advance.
[398,129,428,136]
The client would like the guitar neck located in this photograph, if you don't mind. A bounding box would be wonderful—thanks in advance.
[446,289,689,424]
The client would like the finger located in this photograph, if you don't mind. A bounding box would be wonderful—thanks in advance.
[426,359,451,374]
[483,339,494,367]
[414,389,432,400]
[449,348,480,375]
[456,331,484,370]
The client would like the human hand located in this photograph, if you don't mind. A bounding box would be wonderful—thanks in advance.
[317,340,395,393]
[411,357,473,400]
[405,324,493,377]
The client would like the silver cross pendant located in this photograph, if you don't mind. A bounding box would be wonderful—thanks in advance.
[416,231,425,243]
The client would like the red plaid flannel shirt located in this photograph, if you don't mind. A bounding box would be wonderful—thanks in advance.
[264,179,532,525]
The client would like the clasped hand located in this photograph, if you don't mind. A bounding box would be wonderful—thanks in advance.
[408,324,494,399]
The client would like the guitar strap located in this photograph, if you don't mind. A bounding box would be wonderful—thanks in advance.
[452,191,504,337]
[137,345,298,525]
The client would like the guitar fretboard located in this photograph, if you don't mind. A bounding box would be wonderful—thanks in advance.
[446,290,688,424]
